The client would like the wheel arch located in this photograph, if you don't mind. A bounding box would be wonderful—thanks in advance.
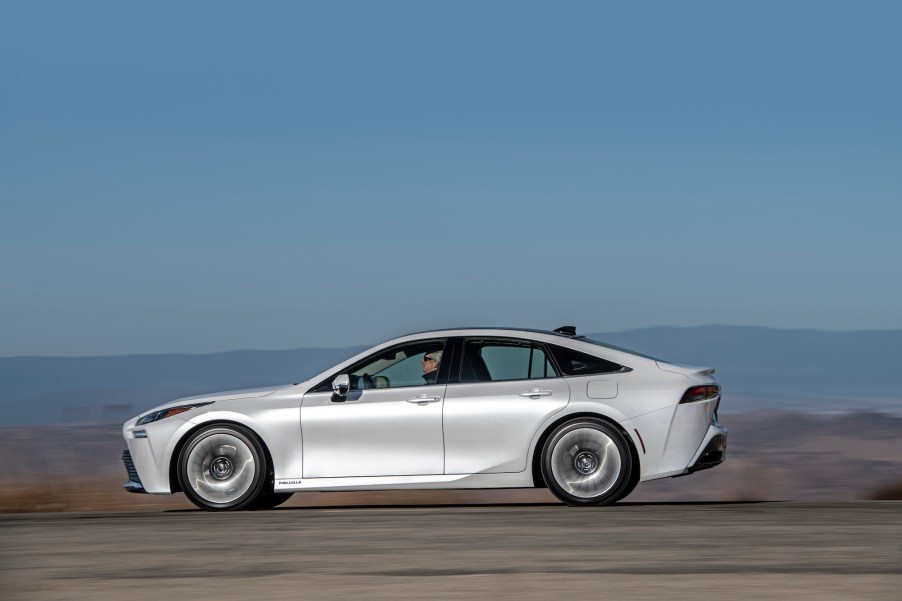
[169,419,276,494]
[530,411,641,489]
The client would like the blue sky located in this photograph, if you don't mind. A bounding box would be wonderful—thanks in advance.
[2,1,900,356]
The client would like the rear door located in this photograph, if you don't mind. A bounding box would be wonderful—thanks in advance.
[443,337,569,474]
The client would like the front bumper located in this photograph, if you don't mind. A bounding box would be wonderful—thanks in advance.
[121,415,191,494]
[122,449,146,493]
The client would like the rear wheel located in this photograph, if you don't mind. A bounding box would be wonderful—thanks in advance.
[541,418,634,506]
[177,424,268,511]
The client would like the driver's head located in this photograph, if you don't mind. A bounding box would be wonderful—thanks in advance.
[421,350,443,374]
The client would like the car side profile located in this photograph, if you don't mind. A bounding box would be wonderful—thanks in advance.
[122,327,727,510]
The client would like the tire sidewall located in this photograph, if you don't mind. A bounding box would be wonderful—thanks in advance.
[177,424,268,511]
[541,418,633,506]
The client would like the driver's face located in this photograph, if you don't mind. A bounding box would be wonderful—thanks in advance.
[422,353,440,374]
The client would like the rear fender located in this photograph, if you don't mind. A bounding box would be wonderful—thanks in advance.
[527,402,638,487]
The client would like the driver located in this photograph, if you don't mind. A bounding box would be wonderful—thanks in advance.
[421,350,443,385]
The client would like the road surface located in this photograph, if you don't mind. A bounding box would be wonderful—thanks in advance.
[1,501,900,600]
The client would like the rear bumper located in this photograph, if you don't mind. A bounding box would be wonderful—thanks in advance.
[669,421,728,478]
[687,431,728,473]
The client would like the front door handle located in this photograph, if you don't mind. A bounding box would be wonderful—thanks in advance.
[519,389,553,398]
[407,395,442,404]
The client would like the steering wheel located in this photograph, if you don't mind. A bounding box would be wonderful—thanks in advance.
[363,373,375,389]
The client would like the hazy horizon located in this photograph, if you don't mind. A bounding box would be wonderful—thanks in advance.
[1,322,900,359]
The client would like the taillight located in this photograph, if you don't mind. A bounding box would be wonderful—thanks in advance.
[679,385,720,404]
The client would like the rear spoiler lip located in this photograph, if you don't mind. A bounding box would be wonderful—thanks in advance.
[655,361,717,377]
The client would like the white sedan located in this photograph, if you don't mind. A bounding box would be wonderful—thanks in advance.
[122,327,727,510]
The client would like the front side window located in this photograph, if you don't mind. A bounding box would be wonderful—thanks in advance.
[348,339,446,389]
[460,339,559,382]
[310,339,447,392]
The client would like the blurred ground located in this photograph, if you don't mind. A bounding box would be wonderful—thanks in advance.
[0,411,900,512]
[1,502,900,601]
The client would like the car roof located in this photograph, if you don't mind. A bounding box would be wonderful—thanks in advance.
[391,327,666,363]
[399,326,582,340]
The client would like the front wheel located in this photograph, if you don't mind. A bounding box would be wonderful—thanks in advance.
[541,418,634,506]
[177,424,269,511]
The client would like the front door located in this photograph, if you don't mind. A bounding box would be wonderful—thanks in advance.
[301,339,448,478]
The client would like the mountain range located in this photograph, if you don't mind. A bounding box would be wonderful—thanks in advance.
[1,326,898,426]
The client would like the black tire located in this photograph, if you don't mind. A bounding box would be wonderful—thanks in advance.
[248,492,294,510]
[177,424,269,511]
[541,418,634,506]
[613,469,640,503]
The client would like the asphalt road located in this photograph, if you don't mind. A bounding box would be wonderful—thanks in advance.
[1,502,900,600]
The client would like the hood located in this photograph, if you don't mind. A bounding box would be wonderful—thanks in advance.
[142,385,286,414]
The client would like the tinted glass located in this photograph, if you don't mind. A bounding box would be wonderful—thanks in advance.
[311,339,447,391]
[461,339,559,382]
[548,343,623,376]
[529,347,555,378]
[480,344,531,381]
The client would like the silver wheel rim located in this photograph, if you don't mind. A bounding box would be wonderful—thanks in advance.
[550,427,622,498]
[186,431,257,504]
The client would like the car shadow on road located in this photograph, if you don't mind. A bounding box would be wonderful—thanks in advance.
[164,499,779,513]
[615,500,779,506]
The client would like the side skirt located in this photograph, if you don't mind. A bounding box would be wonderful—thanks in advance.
[274,471,533,493]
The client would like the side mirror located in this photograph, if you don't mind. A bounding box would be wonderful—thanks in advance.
[331,374,350,399]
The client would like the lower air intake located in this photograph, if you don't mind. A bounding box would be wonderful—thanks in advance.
[122,450,145,493]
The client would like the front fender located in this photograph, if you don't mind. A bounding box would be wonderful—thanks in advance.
[183,407,303,483]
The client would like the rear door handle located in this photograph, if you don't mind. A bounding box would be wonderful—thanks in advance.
[519,389,553,398]
[407,395,442,404]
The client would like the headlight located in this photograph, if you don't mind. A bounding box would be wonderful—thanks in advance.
[136,402,213,425]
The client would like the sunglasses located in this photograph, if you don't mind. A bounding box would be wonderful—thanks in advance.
[423,356,438,362]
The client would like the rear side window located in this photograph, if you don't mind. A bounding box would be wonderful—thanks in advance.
[460,339,559,382]
[548,344,623,376]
